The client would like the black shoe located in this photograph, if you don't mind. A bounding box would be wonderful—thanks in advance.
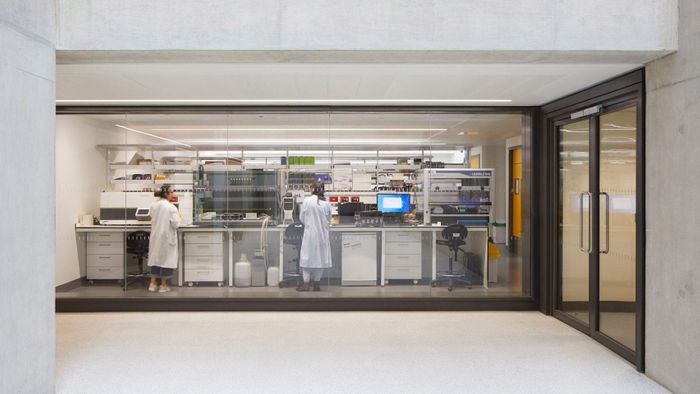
[312,281,321,292]
[296,282,310,292]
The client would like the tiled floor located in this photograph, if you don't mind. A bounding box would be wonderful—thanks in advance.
[56,311,666,394]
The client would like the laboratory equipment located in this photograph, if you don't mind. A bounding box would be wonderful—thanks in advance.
[99,192,156,225]
[377,193,411,213]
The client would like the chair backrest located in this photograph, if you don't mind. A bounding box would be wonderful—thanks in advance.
[441,224,468,247]
[284,222,304,248]
[127,231,150,255]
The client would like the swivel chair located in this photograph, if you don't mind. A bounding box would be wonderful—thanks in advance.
[278,222,304,288]
[431,224,473,291]
[125,231,150,291]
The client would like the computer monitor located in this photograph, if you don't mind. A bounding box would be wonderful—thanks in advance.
[377,193,410,213]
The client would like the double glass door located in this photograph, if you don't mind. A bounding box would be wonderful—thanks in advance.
[556,101,642,367]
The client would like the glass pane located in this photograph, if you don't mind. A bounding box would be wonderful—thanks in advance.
[559,119,590,325]
[598,106,637,350]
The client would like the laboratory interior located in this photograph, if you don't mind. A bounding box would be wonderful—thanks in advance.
[55,110,530,301]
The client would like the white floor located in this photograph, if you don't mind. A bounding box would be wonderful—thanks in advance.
[56,312,666,394]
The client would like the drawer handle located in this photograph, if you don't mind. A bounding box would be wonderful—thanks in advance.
[98,243,112,247]
[197,245,209,248]
[98,268,110,272]
[98,256,110,260]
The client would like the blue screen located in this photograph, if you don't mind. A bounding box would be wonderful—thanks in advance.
[377,194,410,213]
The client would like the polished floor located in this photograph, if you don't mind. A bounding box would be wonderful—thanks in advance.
[56,312,666,394]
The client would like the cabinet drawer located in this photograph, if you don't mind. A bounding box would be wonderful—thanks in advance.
[384,241,421,255]
[87,266,124,280]
[87,232,124,243]
[185,243,223,257]
[385,231,422,243]
[184,232,224,244]
[385,254,421,268]
[185,268,224,282]
[87,242,124,255]
[87,254,123,268]
[385,266,422,279]
[185,256,223,270]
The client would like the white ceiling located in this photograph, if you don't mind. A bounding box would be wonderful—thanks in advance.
[56,63,641,106]
[79,112,523,148]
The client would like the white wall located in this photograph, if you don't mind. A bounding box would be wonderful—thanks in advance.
[55,117,166,285]
[55,117,123,286]
[0,1,56,392]
[645,0,700,392]
[56,0,677,64]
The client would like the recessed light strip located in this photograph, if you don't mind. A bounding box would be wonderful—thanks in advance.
[114,124,193,148]
[148,128,448,132]
[57,98,512,104]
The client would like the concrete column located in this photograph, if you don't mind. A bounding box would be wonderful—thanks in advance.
[645,0,700,392]
[0,2,56,392]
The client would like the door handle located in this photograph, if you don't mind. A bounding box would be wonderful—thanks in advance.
[578,192,592,253]
[578,192,585,252]
[600,192,610,254]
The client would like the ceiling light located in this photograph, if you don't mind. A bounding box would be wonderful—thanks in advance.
[56,98,513,104]
[180,139,446,146]
[467,131,479,136]
[148,127,448,132]
[457,132,465,136]
[114,124,192,148]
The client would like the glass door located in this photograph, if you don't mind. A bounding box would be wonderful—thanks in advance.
[597,105,639,352]
[554,101,642,368]
[558,118,592,326]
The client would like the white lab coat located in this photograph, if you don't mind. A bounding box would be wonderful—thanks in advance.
[147,198,181,269]
[299,195,332,269]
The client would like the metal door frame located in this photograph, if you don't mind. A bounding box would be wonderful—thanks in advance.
[541,69,645,370]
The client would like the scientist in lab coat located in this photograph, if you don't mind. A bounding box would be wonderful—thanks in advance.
[148,184,181,293]
[297,181,332,292]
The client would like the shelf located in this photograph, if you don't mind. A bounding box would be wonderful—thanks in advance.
[155,164,196,171]
[430,213,490,217]
[154,180,194,185]
[109,164,154,170]
[428,201,490,205]
[110,180,155,185]
[201,165,244,172]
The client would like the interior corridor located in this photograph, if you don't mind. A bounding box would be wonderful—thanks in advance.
[56,311,665,393]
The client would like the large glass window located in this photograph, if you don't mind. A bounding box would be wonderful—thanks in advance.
[56,110,529,302]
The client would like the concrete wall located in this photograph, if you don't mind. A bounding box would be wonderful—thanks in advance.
[645,0,700,392]
[0,1,56,392]
[56,0,677,63]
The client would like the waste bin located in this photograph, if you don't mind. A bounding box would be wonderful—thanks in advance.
[492,221,506,244]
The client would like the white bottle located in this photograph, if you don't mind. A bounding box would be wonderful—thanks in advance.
[234,253,252,287]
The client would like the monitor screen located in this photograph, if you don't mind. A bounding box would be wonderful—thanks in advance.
[377,194,410,213]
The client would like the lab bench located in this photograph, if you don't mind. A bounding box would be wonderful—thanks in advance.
[75,224,489,289]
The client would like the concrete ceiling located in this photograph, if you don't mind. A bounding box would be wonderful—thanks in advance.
[56,63,641,106]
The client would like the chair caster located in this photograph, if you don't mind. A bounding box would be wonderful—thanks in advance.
[187,282,193,287]
[217,282,223,287]
[448,286,454,292]
[413,280,419,285]
[431,282,438,287]
[88,280,94,285]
